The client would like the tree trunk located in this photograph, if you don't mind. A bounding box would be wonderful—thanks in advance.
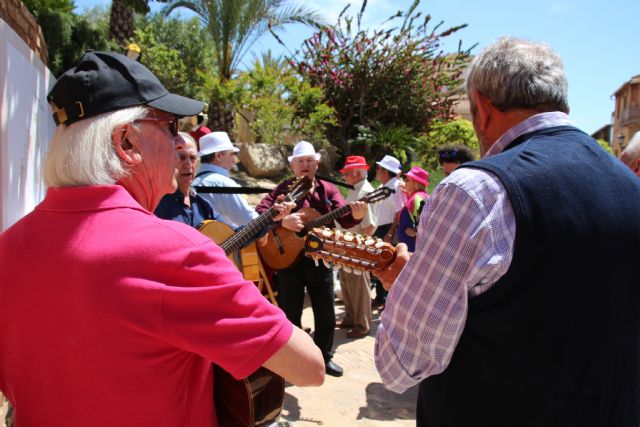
[109,0,134,48]
[208,101,236,138]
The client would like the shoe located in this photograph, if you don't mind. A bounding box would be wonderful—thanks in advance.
[346,329,369,339]
[371,300,385,310]
[325,360,344,377]
[338,320,353,329]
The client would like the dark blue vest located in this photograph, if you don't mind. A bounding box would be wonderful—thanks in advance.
[418,126,640,427]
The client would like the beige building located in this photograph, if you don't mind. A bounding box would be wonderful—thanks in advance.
[612,75,640,157]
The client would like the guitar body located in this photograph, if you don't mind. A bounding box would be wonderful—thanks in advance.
[258,207,322,270]
[199,220,261,282]
[199,220,286,426]
[214,366,285,427]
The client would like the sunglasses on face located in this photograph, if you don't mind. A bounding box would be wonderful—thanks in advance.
[136,111,179,137]
[439,150,459,162]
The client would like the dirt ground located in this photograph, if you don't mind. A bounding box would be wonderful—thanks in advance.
[278,290,418,426]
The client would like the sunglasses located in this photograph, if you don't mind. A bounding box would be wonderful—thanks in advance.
[439,150,459,162]
[136,111,179,137]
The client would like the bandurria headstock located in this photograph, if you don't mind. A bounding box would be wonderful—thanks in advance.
[304,227,397,274]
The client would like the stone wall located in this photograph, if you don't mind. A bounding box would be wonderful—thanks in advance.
[0,0,47,64]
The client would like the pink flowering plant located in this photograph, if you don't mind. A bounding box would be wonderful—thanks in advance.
[275,0,474,157]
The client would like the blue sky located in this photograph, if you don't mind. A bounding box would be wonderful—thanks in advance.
[74,0,639,135]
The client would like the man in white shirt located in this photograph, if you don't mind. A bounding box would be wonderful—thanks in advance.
[371,155,404,310]
[192,132,259,229]
[335,156,377,338]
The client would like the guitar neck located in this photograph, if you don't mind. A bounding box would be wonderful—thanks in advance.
[306,204,352,231]
[220,207,278,255]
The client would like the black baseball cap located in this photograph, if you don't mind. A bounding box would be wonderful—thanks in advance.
[47,50,204,126]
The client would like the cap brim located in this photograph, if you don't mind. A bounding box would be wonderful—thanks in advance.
[147,92,204,117]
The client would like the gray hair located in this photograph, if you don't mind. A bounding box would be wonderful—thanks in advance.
[44,106,148,187]
[620,132,640,166]
[178,131,196,147]
[466,37,569,113]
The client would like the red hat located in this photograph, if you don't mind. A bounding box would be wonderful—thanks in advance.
[340,155,369,172]
[406,166,429,186]
[189,126,211,144]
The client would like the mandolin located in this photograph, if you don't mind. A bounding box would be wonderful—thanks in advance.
[304,226,397,274]
[258,186,394,270]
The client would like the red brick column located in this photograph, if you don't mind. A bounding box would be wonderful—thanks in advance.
[0,0,48,65]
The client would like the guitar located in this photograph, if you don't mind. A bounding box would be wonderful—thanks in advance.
[214,365,284,427]
[199,177,312,427]
[258,186,394,270]
[304,226,397,273]
[199,176,313,281]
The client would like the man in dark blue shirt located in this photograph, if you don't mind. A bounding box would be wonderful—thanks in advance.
[155,133,229,229]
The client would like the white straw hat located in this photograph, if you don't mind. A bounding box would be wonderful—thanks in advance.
[198,131,239,157]
[376,155,402,174]
[288,140,321,162]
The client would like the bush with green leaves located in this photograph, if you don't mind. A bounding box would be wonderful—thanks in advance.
[286,0,473,156]
[417,118,479,169]
[350,123,419,166]
[596,139,613,155]
[202,55,335,145]
[133,13,215,101]
[23,0,116,77]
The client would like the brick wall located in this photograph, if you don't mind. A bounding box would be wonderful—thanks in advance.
[0,0,47,65]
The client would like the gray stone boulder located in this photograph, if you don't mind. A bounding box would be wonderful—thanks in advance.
[237,142,288,178]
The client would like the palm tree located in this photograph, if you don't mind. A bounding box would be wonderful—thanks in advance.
[109,0,165,47]
[162,0,324,133]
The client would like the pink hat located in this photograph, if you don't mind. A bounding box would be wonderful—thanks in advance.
[406,166,429,186]
[340,155,369,172]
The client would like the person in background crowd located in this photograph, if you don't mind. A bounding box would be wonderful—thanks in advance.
[619,131,640,177]
[154,132,225,228]
[370,155,404,311]
[437,144,474,176]
[336,155,377,339]
[375,37,640,427]
[189,113,211,150]
[257,141,367,377]
[193,131,259,229]
[0,51,324,427]
[395,166,429,252]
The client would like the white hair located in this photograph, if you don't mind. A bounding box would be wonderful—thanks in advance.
[352,168,368,179]
[466,37,569,113]
[620,132,640,166]
[44,106,148,187]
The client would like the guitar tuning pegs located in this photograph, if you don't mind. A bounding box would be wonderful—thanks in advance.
[365,237,375,246]
[323,259,331,269]
[352,268,362,276]
[313,257,319,267]
[342,264,352,273]
[322,227,332,237]
[332,263,341,271]
[343,232,354,242]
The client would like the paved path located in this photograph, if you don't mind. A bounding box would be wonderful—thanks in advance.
[280,296,418,426]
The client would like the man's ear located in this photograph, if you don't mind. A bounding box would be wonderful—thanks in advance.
[471,89,493,132]
[112,124,142,166]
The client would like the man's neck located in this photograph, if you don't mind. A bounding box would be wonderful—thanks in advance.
[179,187,191,207]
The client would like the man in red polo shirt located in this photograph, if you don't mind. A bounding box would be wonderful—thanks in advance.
[0,51,324,427]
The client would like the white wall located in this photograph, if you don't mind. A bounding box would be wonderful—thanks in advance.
[0,18,56,232]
